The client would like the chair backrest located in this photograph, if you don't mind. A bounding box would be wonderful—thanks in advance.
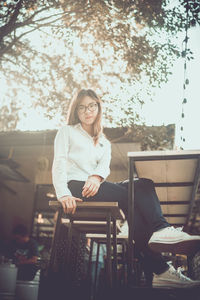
[127,150,200,233]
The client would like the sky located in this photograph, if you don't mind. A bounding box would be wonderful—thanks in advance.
[139,26,200,150]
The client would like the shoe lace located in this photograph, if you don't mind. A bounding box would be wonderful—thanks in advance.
[167,261,191,282]
[171,266,191,282]
[166,226,183,232]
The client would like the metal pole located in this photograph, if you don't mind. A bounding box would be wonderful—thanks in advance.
[128,157,134,286]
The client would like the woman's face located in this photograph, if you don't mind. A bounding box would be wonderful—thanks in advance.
[77,96,99,127]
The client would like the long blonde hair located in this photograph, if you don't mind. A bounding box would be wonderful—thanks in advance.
[67,89,103,145]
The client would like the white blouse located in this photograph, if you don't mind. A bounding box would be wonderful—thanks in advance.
[52,123,111,199]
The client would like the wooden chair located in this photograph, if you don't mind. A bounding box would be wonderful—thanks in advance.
[85,233,129,295]
[127,150,200,284]
[48,201,125,289]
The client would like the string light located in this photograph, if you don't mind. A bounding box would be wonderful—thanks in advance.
[180,0,190,150]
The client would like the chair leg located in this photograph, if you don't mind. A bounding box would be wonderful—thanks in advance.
[112,219,117,287]
[87,239,94,300]
[121,241,127,287]
[63,218,73,276]
[48,209,62,271]
[106,212,112,288]
[93,242,100,300]
[87,239,94,280]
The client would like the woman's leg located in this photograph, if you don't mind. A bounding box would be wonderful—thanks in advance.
[68,178,169,233]
[68,180,200,288]
[118,178,170,232]
[68,179,169,274]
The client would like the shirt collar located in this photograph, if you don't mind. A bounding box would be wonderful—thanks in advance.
[74,123,94,140]
[74,123,104,142]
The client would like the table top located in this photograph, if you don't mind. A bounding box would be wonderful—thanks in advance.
[127,150,200,160]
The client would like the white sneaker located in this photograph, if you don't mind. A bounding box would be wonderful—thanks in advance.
[148,226,200,254]
[153,264,200,289]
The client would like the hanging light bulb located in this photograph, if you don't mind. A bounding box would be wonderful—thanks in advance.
[185,78,189,85]
[179,0,190,150]
[37,213,44,224]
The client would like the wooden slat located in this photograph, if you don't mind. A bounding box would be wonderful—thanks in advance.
[86,233,128,239]
[164,214,187,217]
[135,159,197,183]
[162,205,189,215]
[61,219,121,234]
[49,201,119,208]
[160,201,189,205]
[165,217,186,224]
[156,186,193,202]
[85,233,129,243]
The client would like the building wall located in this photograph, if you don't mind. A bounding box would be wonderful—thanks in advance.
[0,140,140,239]
[0,143,53,239]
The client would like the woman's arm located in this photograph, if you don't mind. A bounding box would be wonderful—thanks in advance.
[52,126,82,213]
[92,139,111,180]
[52,126,72,199]
[82,140,111,198]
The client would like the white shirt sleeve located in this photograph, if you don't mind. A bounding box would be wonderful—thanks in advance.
[52,126,72,199]
[92,139,111,180]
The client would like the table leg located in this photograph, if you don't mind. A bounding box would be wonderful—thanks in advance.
[128,157,135,286]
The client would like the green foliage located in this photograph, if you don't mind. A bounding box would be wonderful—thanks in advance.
[0,101,20,131]
[105,123,175,150]
[136,123,175,150]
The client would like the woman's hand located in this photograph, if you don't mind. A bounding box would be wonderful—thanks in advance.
[82,175,102,198]
[59,195,83,214]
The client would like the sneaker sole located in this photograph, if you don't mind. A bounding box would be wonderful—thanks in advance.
[152,283,200,289]
[149,239,200,255]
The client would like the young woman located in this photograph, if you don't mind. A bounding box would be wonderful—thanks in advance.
[52,89,200,288]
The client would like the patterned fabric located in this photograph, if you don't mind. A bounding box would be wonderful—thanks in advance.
[55,223,87,288]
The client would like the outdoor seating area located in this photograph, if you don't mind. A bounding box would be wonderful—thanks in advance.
[38,150,200,299]
[1,134,200,300]
[1,149,200,299]
[1,1,200,298]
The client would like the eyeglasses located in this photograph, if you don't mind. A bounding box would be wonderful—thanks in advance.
[77,102,98,114]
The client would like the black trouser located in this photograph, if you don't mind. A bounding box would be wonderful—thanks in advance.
[68,178,170,275]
